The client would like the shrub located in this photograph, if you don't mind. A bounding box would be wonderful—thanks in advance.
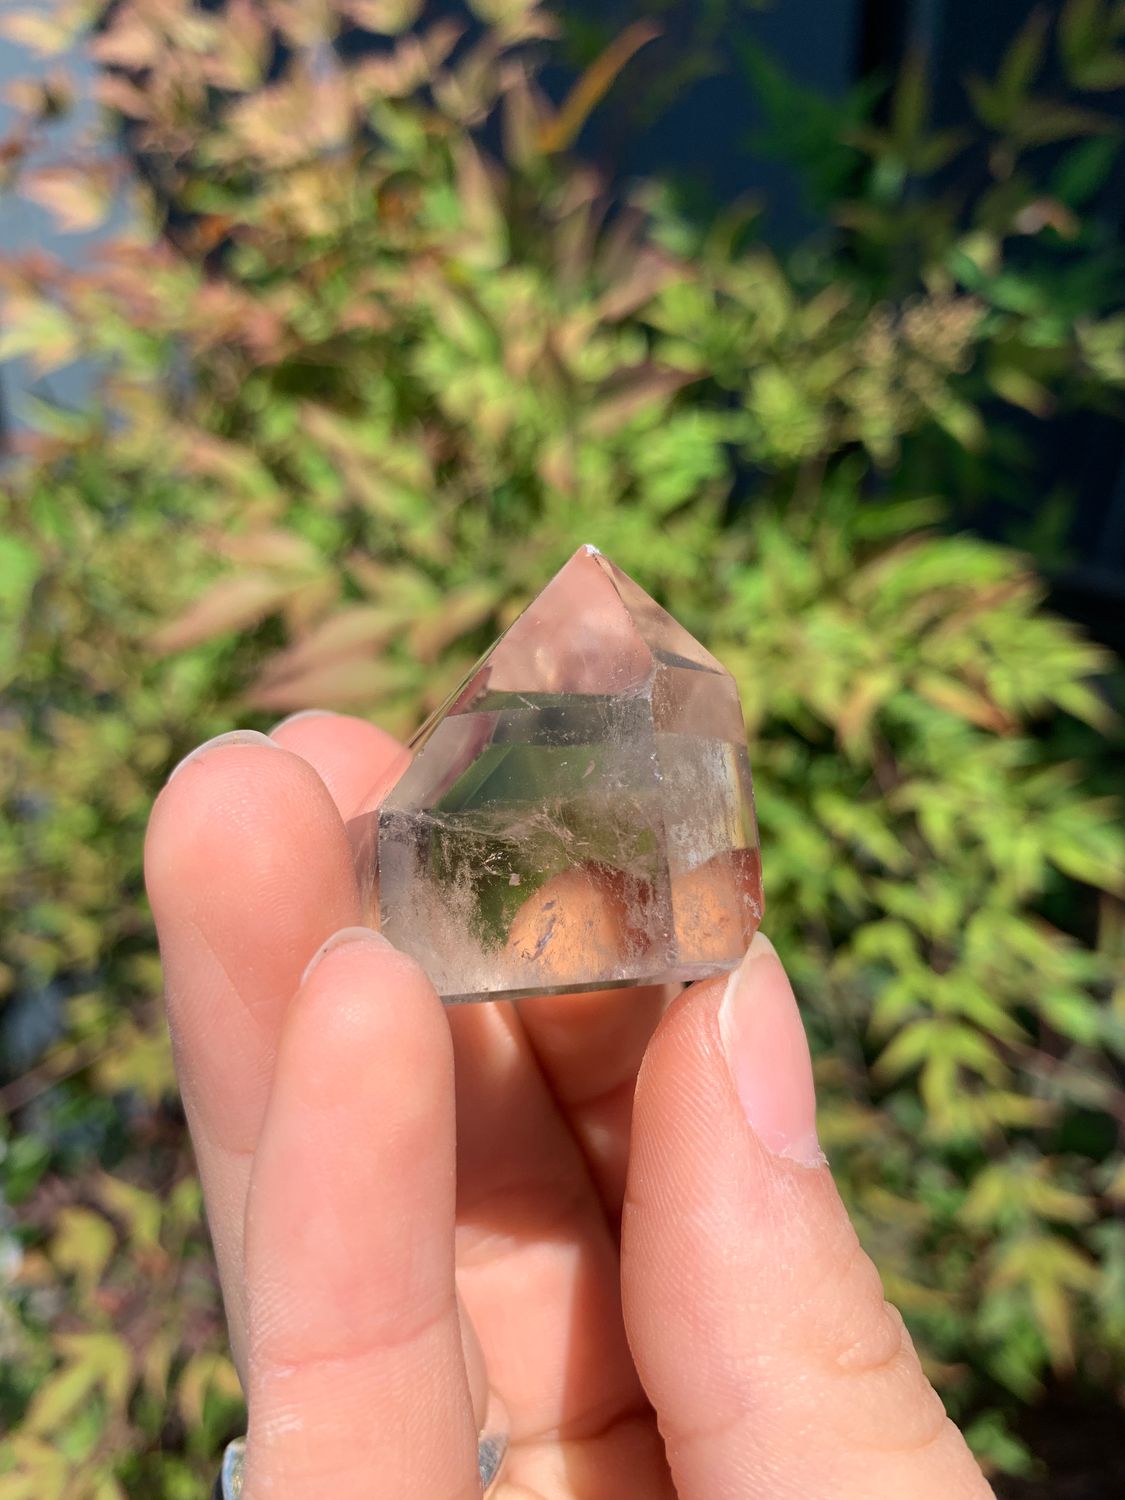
[1,1,1123,1491]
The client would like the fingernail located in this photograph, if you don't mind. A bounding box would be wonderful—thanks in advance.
[718,933,825,1168]
[300,925,390,987]
[167,729,278,784]
[271,708,338,733]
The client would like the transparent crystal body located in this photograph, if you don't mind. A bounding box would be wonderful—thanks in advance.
[348,546,762,1002]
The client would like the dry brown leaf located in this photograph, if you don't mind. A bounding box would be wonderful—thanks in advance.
[152,574,293,655]
[244,656,410,712]
[91,15,162,70]
[537,21,659,153]
[914,671,1016,734]
[213,528,320,572]
[254,604,405,690]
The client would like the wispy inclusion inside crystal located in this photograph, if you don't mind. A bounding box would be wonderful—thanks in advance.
[348,546,762,1002]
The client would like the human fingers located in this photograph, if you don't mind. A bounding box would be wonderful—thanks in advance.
[266,713,656,1470]
[145,733,360,1374]
[241,929,480,1499]
[517,984,671,1217]
[269,710,409,820]
[621,935,994,1500]
[448,1002,669,1496]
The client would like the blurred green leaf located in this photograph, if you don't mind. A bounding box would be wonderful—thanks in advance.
[1050,136,1121,206]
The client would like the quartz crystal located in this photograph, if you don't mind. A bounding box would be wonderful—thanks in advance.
[348,545,762,1002]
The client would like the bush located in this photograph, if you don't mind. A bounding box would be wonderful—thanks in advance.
[1,1,1123,1491]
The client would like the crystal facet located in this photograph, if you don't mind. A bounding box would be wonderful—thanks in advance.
[348,546,762,1002]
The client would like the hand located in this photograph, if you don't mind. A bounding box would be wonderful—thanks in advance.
[146,712,994,1499]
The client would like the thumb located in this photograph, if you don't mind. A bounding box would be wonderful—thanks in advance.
[620,934,994,1500]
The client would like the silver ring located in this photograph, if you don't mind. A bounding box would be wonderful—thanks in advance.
[217,1423,510,1496]
[218,1439,244,1498]
[477,1426,509,1491]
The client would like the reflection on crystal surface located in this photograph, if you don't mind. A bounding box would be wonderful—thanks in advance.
[349,545,762,1002]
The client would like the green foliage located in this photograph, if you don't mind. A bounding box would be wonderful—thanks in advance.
[1,0,1124,1490]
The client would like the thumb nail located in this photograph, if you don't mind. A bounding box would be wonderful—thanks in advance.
[718,933,825,1168]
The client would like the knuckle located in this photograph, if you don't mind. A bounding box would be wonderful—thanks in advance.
[253,1285,454,1384]
[830,1286,912,1378]
[814,1243,952,1455]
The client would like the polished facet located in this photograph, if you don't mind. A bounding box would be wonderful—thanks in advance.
[348,545,762,1002]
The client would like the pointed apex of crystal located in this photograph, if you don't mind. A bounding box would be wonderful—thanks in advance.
[350,550,762,1002]
[584,549,727,675]
[443,547,725,713]
[483,546,653,698]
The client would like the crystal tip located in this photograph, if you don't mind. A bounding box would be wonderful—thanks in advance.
[581,542,602,556]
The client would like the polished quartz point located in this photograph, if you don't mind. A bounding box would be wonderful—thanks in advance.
[348,545,762,1002]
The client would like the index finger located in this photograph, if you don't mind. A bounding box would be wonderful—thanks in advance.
[269,710,409,819]
[145,732,369,1373]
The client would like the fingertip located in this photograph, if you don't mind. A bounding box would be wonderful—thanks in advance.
[624,942,994,1500]
[146,733,345,918]
[147,732,267,863]
[271,708,340,732]
[151,728,317,829]
[253,924,456,1300]
[631,965,726,1101]
[167,728,279,784]
[299,923,392,988]
[244,918,478,1500]
[146,732,367,1385]
[144,730,362,1117]
[638,934,822,1169]
[296,923,442,1015]
[717,935,823,1167]
[269,710,409,819]
[282,925,451,1106]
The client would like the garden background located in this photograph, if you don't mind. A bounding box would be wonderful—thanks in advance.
[1,1,1123,1495]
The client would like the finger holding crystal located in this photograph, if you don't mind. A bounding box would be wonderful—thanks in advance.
[146,736,362,1377]
[242,931,481,1499]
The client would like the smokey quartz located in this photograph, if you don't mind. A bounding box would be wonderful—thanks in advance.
[347,546,762,1002]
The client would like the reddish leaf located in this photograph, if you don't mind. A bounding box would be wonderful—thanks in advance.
[253,604,405,692]
[596,249,684,323]
[245,656,412,712]
[586,364,697,436]
[93,75,152,121]
[338,0,424,34]
[23,167,113,234]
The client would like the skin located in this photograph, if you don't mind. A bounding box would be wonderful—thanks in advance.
[145,711,995,1500]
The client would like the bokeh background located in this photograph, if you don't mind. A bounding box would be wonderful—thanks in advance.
[1,1,1123,1495]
